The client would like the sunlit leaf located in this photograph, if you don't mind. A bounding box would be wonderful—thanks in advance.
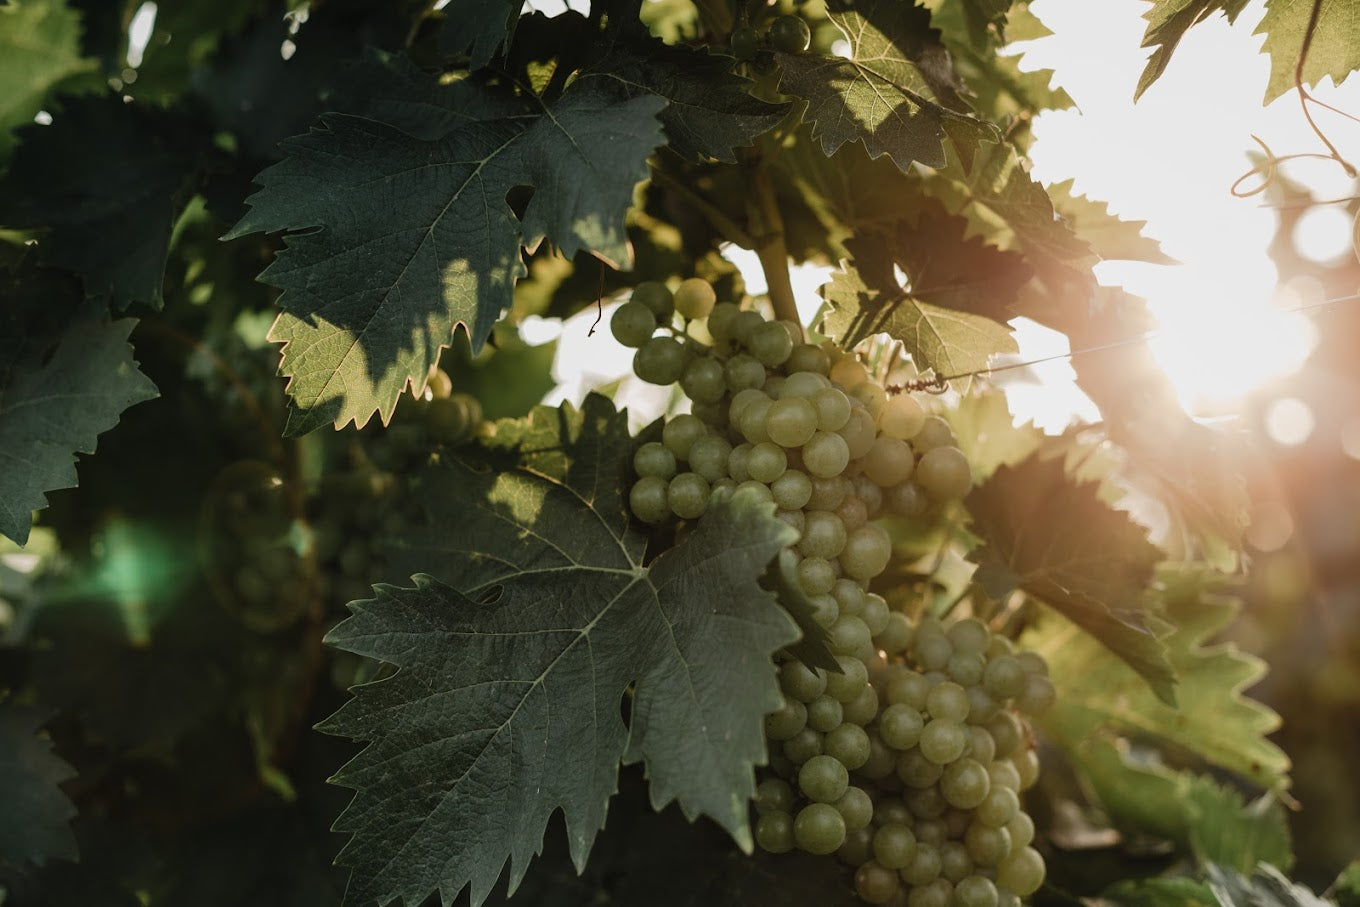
[0,0,96,159]
[1257,0,1360,103]
[1048,178,1177,265]
[1135,1,1249,101]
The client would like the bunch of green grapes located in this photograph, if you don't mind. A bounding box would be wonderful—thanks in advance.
[614,280,1051,905]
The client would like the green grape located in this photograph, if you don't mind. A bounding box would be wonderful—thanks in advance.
[886,672,930,710]
[944,808,973,838]
[686,435,732,482]
[860,594,890,635]
[1017,674,1056,715]
[911,415,956,453]
[707,301,742,343]
[781,659,827,702]
[426,397,472,444]
[748,320,795,367]
[667,472,710,519]
[808,475,849,512]
[838,407,878,459]
[967,685,1000,725]
[996,846,1044,896]
[987,635,1016,658]
[955,875,999,907]
[680,357,726,404]
[908,879,953,907]
[887,480,929,517]
[940,841,974,883]
[900,841,941,885]
[914,633,953,672]
[766,396,819,448]
[825,653,869,702]
[727,443,753,482]
[855,860,900,904]
[732,309,766,345]
[976,785,1019,828]
[835,786,874,831]
[945,617,989,653]
[786,343,831,375]
[843,683,879,725]
[764,695,808,740]
[632,281,674,321]
[662,414,706,460]
[780,370,829,399]
[755,777,795,814]
[905,784,948,820]
[794,803,847,855]
[633,441,677,479]
[987,759,1021,792]
[875,612,914,654]
[829,355,868,388]
[1015,651,1049,676]
[747,441,787,484]
[926,682,970,723]
[690,398,727,429]
[610,300,658,347]
[919,719,968,764]
[728,388,768,426]
[896,749,943,788]
[997,889,1022,907]
[871,822,917,869]
[803,431,851,478]
[735,479,774,504]
[830,577,865,614]
[967,725,997,764]
[725,353,768,393]
[913,817,947,846]
[840,523,892,581]
[811,386,852,432]
[784,727,824,764]
[634,336,688,385]
[629,476,670,524]
[730,24,761,60]
[859,733,897,780]
[986,711,1022,758]
[878,394,926,440]
[829,615,872,656]
[1013,747,1040,790]
[851,475,884,517]
[799,753,850,803]
[838,826,875,867]
[873,798,911,828]
[983,655,1027,700]
[878,703,924,751]
[916,446,972,500]
[807,694,844,732]
[775,508,805,535]
[941,758,991,809]
[807,592,839,629]
[1005,810,1034,849]
[756,811,795,853]
[800,511,847,559]
[674,277,716,319]
[964,822,1012,867]
[825,722,871,772]
[797,556,836,596]
[738,396,774,444]
[771,469,812,510]
[835,494,867,532]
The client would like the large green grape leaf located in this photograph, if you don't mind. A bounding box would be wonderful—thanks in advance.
[1048,179,1177,265]
[942,389,1042,481]
[0,95,203,309]
[320,396,802,907]
[775,0,997,173]
[440,0,525,69]
[0,281,158,545]
[967,455,1176,702]
[820,242,1018,380]
[1023,566,1290,792]
[0,0,96,159]
[0,704,77,866]
[1258,0,1360,103]
[1074,738,1292,873]
[922,0,1013,51]
[1103,877,1218,906]
[1135,1,1249,100]
[226,71,665,435]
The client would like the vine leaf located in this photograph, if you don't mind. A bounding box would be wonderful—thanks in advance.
[0,0,96,159]
[820,213,1020,378]
[320,396,801,907]
[0,278,158,545]
[775,0,997,173]
[0,95,203,309]
[942,389,1043,482]
[1047,179,1178,265]
[1135,1,1249,101]
[439,0,525,68]
[1257,0,1360,104]
[0,704,78,867]
[226,69,665,435]
[1023,566,1291,792]
[1208,864,1331,907]
[966,455,1176,701]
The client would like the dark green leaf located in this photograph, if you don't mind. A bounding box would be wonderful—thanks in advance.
[0,0,96,159]
[967,455,1175,701]
[768,549,842,673]
[775,0,996,173]
[0,95,203,309]
[320,396,801,907]
[0,282,158,545]
[1135,1,1249,101]
[1257,0,1360,103]
[440,0,524,69]
[1048,179,1177,265]
[227,67,664,434]
[0,704,77,867]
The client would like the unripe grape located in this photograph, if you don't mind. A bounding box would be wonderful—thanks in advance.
[835,786,875,831]
[1015,651,1049,676]
[769,13,812,53]
[690,398,726,429]
[926,682,970,723]
[633,441,677,480]
[838,826,875,867]
[764,696,807,740]
[967,725,997,764]
[784,727,823,764]
[662,414,706,460]
[825,654,869,702]
[916,446,972,500]
[840,523,892,580]
[707,301,742,342]
[800,511,847,559]
[920,719,968,764]
[964,822,1012,867]
[946,617,990,653]
[897,749,943,788]
[730,24,761,61]
[634,336,688,385]
[859,733,897,780]
[996,846,1045,896]
[914,632,953,672]
[755,777,795,814]
[911,415,956,453]
[1013,747,1040,790]
[900,841,941,885]
[673,277,716,319]
[967,685,1000,725]
[879,394,926,439]
[771,469,812,510]
[1017,674,1057,715]
[611,300,658,347]
[976,785,1019,828]
[807,474,849,510]
[954,875,999,907]
[786,343,831,375]
[872,823,917,869]
[739,397,774,444]
[807,694,844,732]
[838,407,878,459]
[983,655,1027,700]
[855,860,901,903]
[842,683,879,726]
[748,320,795,367]
[860,593,890,635]
[806,592,839,628]
[797,556,836,596]
[803,431,851,478]
[727,388,767,426]
[680,357,726,403]
[829,355,868,388]
[632,281,674,321]
[875,612,913,654]
[630,476,669,523]
[878,703,924,750]
[780,370,828,398]
[766,396,819,448]
[905,784,948,820]
[830,577,866,614]
[746,441,786,484]
[947,651,986,687]
[667,472,709,519]
[756,811,794,853]
[799,753,850,803]
[794,802,847,854]
[780,659,826,703]
[850,381,886,420]
[907,879,953,907]
[686,435,732,482]
[775,507,805,535]
[824,723,871,770]
[886,671,930,710]
[941,758,991,809]
[734,479,774,504]
[988,759,1021,792]
[1005,810,1034,849]
[726,353,768,394]
[986,711,1023,758]
[887,480,929,517]
[873,798,911,828]
[811,386,852,432]
[940,840,974,882]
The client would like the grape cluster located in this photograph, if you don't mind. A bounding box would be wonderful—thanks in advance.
[614,280,1050,905]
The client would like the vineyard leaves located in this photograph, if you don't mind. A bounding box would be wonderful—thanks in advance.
[1257,0,1360,103]
[320,396,802,907]
[0,0,96,159]
[227,64,665,435]
[0,704,78,867]
[1135,1,1249,100]
[1047,179,1177,265]
[966,455,1177,701]
[440,0,525,68]
[0,280,158,545]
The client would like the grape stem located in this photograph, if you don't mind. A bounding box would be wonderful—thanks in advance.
[746,152,802,332]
